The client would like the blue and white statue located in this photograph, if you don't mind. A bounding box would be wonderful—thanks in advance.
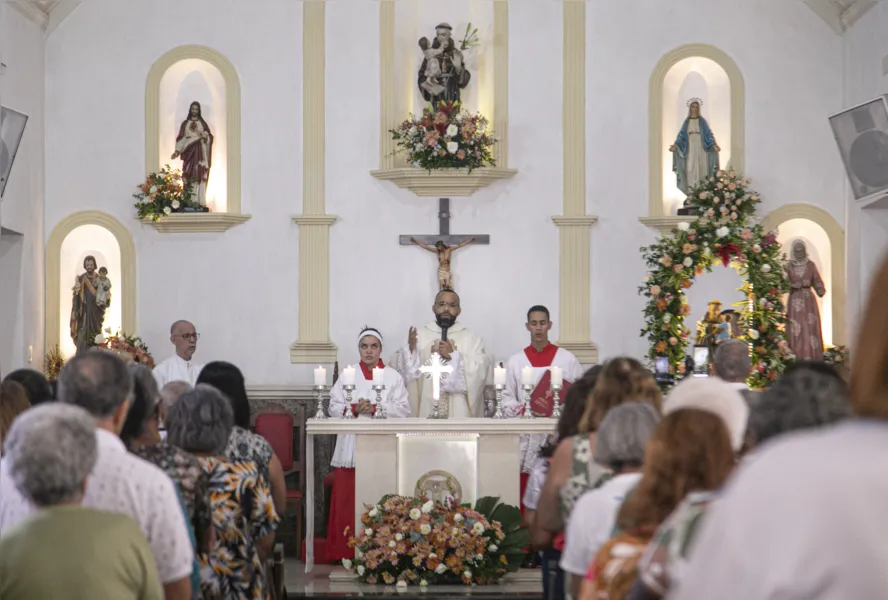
[669,98,721,196]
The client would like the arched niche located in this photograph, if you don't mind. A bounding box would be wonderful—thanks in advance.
[762,204,846,346]
[648,44,745,218]
[145,45,241,214]
[46,211,136,357]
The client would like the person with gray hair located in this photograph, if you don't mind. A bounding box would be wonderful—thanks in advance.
[0,350,194,600]
[561,403,661,598]
[166,385,280,598]
[0,403,163,600]
[712,339,752,386]
[160,380,192,414]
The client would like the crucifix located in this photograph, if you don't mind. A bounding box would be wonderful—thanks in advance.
[420,352,454,419]
[401,198,490,290]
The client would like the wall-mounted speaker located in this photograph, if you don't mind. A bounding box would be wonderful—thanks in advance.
[829,95,888,203]
[0,107,29,199]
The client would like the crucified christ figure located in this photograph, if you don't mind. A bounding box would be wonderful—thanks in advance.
[410,237,475,290]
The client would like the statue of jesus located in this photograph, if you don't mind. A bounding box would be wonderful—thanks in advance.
[410,237,475,291]
[171,101,213,207]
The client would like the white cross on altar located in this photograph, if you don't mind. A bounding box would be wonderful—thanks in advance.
[420,353,453,401]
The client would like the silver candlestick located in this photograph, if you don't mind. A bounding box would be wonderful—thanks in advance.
[313,385,328,420]
[551,384,563,419]
[372,384,387,419]
[521,383,534,419]
[343,384,356,419]
[493,384,506,419]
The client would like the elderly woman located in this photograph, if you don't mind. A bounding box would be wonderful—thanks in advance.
[167,384,280,600]
[561,402,660,598]
[0,380,30,455]
[0,403,162,599]
[197,361,287,516]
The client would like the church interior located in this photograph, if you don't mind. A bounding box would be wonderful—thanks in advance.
[2,0,888,598]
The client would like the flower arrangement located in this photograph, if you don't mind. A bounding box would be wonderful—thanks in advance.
[133,165,198,221]
[823,345,849,367]
[389,101,496,173]
[344,495,527,587]
[93,328,155,368]
[640,171,792,388]
[43,346,67,381]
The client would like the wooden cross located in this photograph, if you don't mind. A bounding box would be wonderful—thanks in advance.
[420,353,453,401]
[399,198,491,247]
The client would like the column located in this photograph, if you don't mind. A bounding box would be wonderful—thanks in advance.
[493,0,509,167]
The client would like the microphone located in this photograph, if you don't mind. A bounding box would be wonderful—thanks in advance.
[441,326,449,343]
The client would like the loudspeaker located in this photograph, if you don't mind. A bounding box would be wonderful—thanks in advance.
[829,95,888,202]
[0,106,29,198]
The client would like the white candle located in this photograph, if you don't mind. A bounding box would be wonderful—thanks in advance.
[521,366,534,387]
[550,366,563,387]
[373,366,385,386]
[314,366,326,387]
[494,364,506,386]
[341,365,356,386]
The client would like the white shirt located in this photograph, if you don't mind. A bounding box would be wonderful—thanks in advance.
[560,472,642,576]
[152,354,203,388]
[0,429,194,584]
[673,420,888,600]
[522,456,548,511]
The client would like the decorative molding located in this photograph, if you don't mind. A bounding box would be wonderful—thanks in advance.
[7,0,49,29]
[883,52,888,76]
[145,45,243,215]
[370,167,517,197]
[140,213,251,233]
[378,0,396,171]
[648,44,745,219]
[638,215,698,236]
[291,0,338,365]
[554,0,598,359]
[307,417,557,436]
[45,211,137,352]
[493,0,509,167]
[761,203,847,345]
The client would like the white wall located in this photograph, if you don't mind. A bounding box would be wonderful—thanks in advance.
[0,5,45,377]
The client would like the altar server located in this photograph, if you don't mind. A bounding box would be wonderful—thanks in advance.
[326,327,410,563]
[390,289,491,418]
[502,306,584,497]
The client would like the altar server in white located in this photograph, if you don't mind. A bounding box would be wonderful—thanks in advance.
[501,306,584,499]
[152,320,203,387]
[325,327,410,563]
[391,289,491,418]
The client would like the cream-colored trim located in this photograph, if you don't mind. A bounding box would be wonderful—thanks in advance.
[140,213,251,233]
[369,167,517,197]
[553,0,597,364]
[493,0,509,167]
[45,211,137,352]
[145,45,243,219]
[291,0,337,365]
[7,0,49,28]
[378,0,396,171]
[761,203,846,345]
[647,44,745,220]
[638,215,698,237]
[883,53,888,75]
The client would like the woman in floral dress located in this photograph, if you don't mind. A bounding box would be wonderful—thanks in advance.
[167,385,280,600]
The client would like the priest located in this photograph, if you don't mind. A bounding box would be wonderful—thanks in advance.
[390,289,491,418]
[325,327,410,563]
[501,306,584,503]
[152,320,203,387]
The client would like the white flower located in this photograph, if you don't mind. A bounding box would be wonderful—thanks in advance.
[446,141,459,154]
[171,200,181,209]
[415,144,424,152]
[163,206,172,215]
[369,508,378,518]
[357,565,365,576]
[455,113,465,122]
[364,528,373,537]
[149,185,157,194]
[759,298,768,307]
[422,500,435,514]
[663,313,672,323]
[683,257,693,267]
[408,126,418,137]
[389,540,397,548]
[472,522,485,536]
[94,334,105,344]
[716,226,730,238]
[395,533,403,541]
[677,221,691,231]
[476,554,484,561]
[762,263,772,273]
[409,508,421,520]
[435,564,448,574]
[342,559,353,569]
[489,544,498,552]
[451,528,459,536]
[643,273,653,283]
[429,553,438,559]
[748,329,760,340]
[412,161,421,168]
[453,514,464,522]
[446,124,459,137]
[420,524,431,535]
[397,581,408,590]
[463,570,473,579]
[420,579,429,587]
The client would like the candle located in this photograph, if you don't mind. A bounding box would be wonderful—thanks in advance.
[550,366,563,388]
[494,363,506,386]
[313,366,326,387]
[341,365,356,386]
[521,366,534,387]
[373,366,385,386]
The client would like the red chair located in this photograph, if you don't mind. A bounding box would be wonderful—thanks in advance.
[255,403,306,558]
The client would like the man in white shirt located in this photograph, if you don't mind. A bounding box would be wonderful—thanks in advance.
[153,320,203,388]
[0,350,194,600]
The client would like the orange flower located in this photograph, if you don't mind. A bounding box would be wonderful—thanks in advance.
[767,370,778,381]
[679,304,691,316]
[656,299,668,311]
[655,341,668,353]
[694,264,705,276]
[680,279,692,289]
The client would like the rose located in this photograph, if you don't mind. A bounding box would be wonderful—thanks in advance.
[365,528,373,537]
[421,500,435,514]
[761,263,772,273]
[409,508,421,520]
[752,244,762,254]
[389,540,396,548]
[171,200,181,209]
[357,565,366,576]
[669,337,678,346]
[678,221,691,231]
[94,334,106,344]
[683,257,693,267]
[447,141,459,154]
[369,507,378,518]
[464,570,473,579]
[453,513,464,522]
[446,124,458,137]
[420,524,431,535]
[435,564,448,574]
[716,226,730,238]
[342,559,353,569]
[489,544,498,552]
[650,285,661,297]
[163,206,172,215]
[395,533,403,541]
[472,522,485,535]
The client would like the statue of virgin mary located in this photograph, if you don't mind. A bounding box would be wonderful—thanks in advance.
[669,98,721,196]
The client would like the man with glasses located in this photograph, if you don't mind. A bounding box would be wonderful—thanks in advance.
[153,320,204,387]
[390,289,490,418]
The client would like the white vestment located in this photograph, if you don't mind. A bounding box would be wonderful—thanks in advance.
[390,322,491,418]
[328,365,410,468]
[152,354,203,388]
[501,345,584,473]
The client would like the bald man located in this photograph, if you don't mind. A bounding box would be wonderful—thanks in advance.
[152,320,204,388]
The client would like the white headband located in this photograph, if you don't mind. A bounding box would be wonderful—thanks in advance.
[358,329,383,346]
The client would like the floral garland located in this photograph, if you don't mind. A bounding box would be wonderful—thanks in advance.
[133,165,199,221]
[93,328,155,368]
[389,101,496,173]
[344,495,526,587]
[639,171,793,387]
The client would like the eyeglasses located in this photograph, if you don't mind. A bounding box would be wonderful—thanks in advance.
[177,333,200,341]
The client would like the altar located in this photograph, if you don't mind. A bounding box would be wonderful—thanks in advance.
[304,417,557,572]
